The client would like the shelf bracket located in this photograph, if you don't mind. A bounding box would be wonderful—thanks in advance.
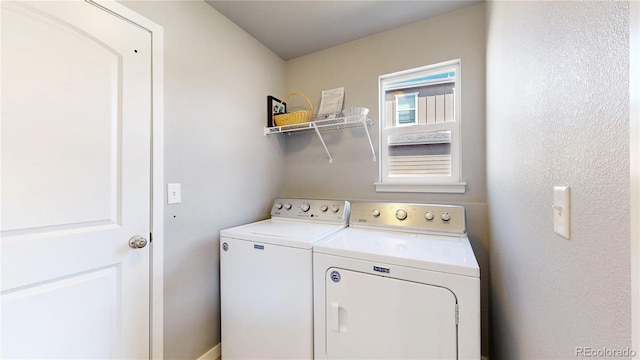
[312,122,333,163]
[360,118,376,162]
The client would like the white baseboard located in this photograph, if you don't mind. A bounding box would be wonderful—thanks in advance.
[197,343,221,360]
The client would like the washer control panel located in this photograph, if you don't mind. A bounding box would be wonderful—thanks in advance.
[271,198,350,223]
[350,202,466,234]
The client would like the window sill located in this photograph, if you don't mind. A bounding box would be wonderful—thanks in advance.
[374,182,467,194]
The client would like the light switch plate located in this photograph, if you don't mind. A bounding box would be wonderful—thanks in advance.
[553,186,570,239]
[167,183,181,204]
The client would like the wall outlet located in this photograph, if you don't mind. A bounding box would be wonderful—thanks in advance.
[553,186,570,239]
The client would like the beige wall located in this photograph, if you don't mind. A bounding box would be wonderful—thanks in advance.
[120,1,285,358]
[487,1,630,358]
[282,3,489,356]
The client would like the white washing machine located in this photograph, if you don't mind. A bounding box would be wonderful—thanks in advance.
[313,202,480,360]
[220,198,350,360]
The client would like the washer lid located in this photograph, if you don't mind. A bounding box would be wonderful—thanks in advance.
[221,218,348,249]
[314,227,479,277]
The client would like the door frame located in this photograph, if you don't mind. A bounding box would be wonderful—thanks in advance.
[88,1,164,358]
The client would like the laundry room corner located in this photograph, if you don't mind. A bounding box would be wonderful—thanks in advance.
[4,0,637,359]
[280,3,490,357]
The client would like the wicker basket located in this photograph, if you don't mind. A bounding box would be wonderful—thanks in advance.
[274,92,314,126]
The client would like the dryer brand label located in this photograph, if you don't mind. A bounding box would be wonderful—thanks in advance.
[373,266,390,274]
[254,244,264,250]
[330,270,341,283]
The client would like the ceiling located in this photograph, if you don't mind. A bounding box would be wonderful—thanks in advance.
[205,0,482,60]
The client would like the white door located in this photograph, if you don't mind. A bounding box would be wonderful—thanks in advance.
[1,1,152,358]
[325,268,457,359]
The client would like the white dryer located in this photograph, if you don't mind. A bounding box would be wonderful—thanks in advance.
[220,198,350,360]
[313,202,480,360]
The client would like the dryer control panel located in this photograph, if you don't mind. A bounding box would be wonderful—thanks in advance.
[349,202,466,234]
[271,198,350,223]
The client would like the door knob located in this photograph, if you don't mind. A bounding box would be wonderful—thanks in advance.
[129,235,148,249]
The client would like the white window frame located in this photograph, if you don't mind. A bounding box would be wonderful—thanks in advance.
[375,59,466,193]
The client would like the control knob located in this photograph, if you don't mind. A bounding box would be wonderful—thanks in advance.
[331,205,340,213]
[372,209,381,217]
[396,209,408,221]
[441,212,451,221]
[275,203,283,210]
[300,202,311,212]
[320,205,328,212]
[425,211,434,221]
[284,203,292,210]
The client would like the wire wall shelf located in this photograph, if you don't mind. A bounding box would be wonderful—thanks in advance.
[264,114,376,163]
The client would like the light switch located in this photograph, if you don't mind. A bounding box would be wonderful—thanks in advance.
[167,183,181,204]
[553,186,570,239]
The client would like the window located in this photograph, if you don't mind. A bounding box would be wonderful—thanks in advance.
[395,92,418,126]
[376,59,466,193]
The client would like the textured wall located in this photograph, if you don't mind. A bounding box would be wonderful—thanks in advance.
[282,3,489,355]
[119,1,285,358]
[632,1,640,351]
[486,1,630,358]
